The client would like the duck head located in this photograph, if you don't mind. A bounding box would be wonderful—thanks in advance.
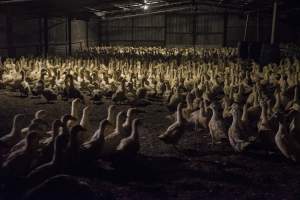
[12,114,25,132]
[129,118,142,140]
[25,131,39,150]
[209,101,220,111]
[52,119,63,138]
[107,105,117,123]
[125,108,145,123]
[115,111,126,132]
[30,118,49,132]
[230,103,241,117]
[97,119,109,141]
[61,114,77,128]
[35,110,47,120]
[70,125,86,139]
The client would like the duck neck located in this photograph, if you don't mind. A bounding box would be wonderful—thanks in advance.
[277,121,287,136]
[294,86,298,102]
[211,108,219,120]
[52,141,63,164]
[260,104,268,124]
[241,105,248,122]
[274,91,281,108]
[176,106,183,124]
[124,113,133,127]
[21,72,25,81]
[116,115,122,132]
[131,122,139,140]
[71,104,79,119]
[107,108,114,123]
[69,76,74,87]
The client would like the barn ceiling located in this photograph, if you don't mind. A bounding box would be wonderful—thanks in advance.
[0,0,299,20]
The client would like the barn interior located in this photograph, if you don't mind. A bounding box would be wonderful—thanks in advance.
[0,0,300,200]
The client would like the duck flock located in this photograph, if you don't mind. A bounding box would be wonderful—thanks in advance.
[0,46,300,198]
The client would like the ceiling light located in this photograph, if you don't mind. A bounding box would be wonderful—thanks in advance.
[143,4,149,10]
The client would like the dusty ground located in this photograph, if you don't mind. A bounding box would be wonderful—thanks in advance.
[0,90,300,200]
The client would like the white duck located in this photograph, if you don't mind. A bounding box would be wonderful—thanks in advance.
[0,114,25,149]
[101,111,126,157]
[117,118,141,156]
[208,102,227,144]
[275,111,300,162]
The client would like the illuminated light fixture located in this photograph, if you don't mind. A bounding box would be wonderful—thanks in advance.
[142,0,150,10]
[94,11,106,17]
[143,4,149,10]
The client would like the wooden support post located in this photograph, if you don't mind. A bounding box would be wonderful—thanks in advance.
[256,10,260,42]
[223,12,228,47]
[271,0,278,44]
[106,20,109,46]
[192,10,196,51]
[192,0,196,51]
[86,20,89,48]
[164,14,167,47]
[38,18,42,55]
[67,16,72,56]
[6,15,15,57]
[131,17,134,46]
[43,16,48,57]
[243,14,249,41]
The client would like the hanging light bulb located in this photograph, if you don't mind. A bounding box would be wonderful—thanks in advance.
[142,0,149,10]
[143,4,149,10]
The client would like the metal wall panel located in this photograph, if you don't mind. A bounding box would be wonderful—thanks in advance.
[134,15,165,27]
[48,18,67,44]
[167,14,193,33]
[88,19,100,46]
[196,14,223,33]
[71,20,86,42]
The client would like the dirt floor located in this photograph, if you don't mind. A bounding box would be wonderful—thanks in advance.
[0,90,300,200]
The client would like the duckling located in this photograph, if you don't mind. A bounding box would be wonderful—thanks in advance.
[208,101,227,144]
[2,131,40,177]
[228,103,254,152]
[275,111,300,162]
[0,114,25,149]
[101,111,126,157]
[27,130,66,187]
[158,103,186,145]
[116,118,141,156]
